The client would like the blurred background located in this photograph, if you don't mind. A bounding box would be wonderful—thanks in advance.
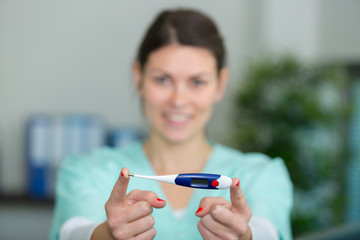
[0,0,359,239]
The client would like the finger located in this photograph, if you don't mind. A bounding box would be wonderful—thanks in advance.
[203,205,251,239]
[134,227,156,240]
[197,220,222,240]
[230,178,249,213]
[118,200,154,223]
[195,197,231,217]
[200,213,231,239]
[209,204,249,235]
[111,214,154,239]
[209,204,236,228]
[127,189,167,209]
[108,168,130,204]
[129,215,155,237]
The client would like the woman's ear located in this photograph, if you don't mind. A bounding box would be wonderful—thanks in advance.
[132,62,143,95]
[214,67,229,102]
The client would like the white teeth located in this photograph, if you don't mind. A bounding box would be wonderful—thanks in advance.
[167,114,189,122]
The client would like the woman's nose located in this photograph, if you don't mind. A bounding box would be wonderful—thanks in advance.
[169,85,188,108]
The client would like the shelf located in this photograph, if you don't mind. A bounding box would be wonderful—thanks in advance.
[0,194,54,206]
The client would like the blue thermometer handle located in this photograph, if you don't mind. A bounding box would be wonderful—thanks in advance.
[129,173,232,190]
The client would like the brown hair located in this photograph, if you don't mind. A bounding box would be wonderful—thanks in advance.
[136,9,226,72]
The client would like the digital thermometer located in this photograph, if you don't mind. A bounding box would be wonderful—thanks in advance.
[129,173,232,190]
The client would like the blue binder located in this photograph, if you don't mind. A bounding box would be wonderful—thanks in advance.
[26,114,106,199]
[62,114,105,157]
[108,127,141,148]
[26,114,53,199]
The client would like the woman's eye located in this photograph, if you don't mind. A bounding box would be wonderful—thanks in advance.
[191,78,205,87]
[155,76,170,84]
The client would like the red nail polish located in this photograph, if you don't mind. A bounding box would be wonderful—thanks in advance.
[196,207,203,214]
[236,180,240,187]
[157,198,165,202]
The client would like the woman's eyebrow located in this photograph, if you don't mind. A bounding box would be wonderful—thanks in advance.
[146,68,168,74]
[189,72,212,78]
[147,68,212,78]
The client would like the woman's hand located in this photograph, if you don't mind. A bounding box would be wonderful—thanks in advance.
[92,168,166,240]
[195,178,252,240]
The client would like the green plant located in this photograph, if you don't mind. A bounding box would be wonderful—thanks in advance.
[230,54,349,236]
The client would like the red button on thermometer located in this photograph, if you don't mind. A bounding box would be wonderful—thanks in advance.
[128,173,232,190]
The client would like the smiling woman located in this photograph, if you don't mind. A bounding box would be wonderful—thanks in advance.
[134,44,228,144]
[49,8,293,240]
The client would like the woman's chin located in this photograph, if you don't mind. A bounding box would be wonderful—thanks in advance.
[159,131,194,145]
[163,135,189,144]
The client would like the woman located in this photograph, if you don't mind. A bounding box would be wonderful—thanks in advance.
[49,9,293,240]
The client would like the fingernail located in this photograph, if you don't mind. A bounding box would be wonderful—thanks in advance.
[236,180,240,187]
[157,198,165,202]
[196,207,203,214]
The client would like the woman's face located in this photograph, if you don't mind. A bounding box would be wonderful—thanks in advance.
[134,44,228,144]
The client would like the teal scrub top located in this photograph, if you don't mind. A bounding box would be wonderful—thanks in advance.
[49,141,293,240]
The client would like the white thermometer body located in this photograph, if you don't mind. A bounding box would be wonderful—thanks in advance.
[129,173,232,190]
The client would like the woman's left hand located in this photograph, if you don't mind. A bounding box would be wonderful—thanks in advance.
[195,178,252,240]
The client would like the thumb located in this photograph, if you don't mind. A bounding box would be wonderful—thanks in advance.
[230,178,248,213]
[108,167,130,205]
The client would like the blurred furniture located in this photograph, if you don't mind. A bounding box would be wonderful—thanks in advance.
[0,196,53,240]
[295,221,360,240]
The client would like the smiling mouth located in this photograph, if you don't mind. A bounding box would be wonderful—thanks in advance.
[163,113,191,125]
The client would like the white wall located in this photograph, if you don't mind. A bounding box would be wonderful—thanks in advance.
[258,0,360,63]
[261,0,320,60]
[318,0,360,63]
[0,0,247,194]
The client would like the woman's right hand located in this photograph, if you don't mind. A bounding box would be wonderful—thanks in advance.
[91,168,166,240]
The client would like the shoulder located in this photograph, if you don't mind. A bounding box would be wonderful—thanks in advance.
[55,141,147,201]
[213,143,279,168]
[59,141,144,175]
[212,143,291,186]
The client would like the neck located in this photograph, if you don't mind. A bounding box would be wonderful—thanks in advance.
[143,133,212,175]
